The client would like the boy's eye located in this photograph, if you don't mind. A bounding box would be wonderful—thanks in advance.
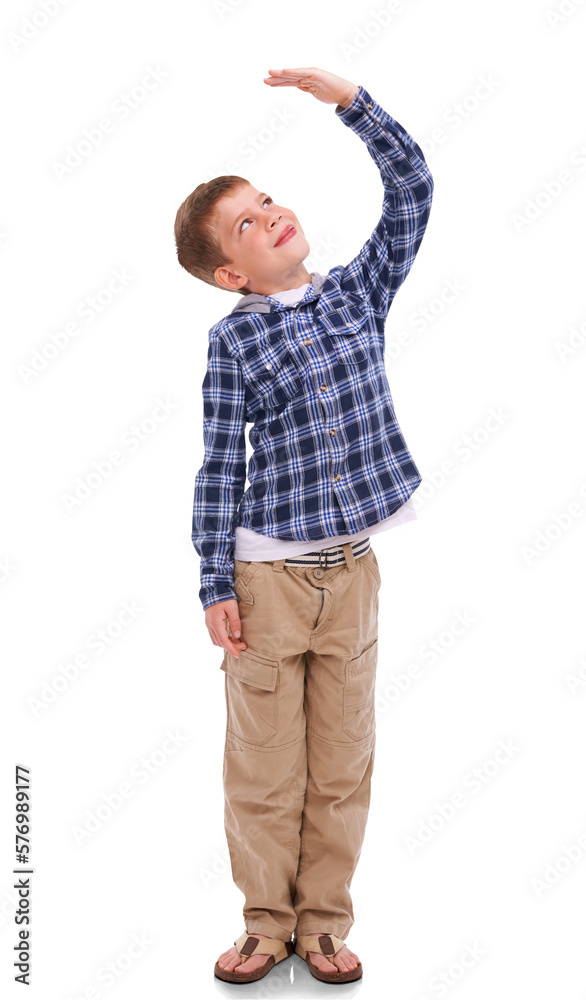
[240,197,273,232]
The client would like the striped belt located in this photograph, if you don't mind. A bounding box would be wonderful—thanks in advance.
[283,536,370,569]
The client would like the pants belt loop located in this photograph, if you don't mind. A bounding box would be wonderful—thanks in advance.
[272,558,286,573]
[342,542,356,572]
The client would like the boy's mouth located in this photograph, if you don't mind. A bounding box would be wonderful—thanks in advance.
[274,225,296,247]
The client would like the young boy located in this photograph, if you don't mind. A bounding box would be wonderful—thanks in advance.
[174,67,434,983]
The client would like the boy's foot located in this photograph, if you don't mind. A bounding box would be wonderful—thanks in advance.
[215,930,360,977]
[303,932,360,974]
[216,933,278,975]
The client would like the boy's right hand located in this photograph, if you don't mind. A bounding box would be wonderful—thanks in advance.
[204,599,247,659]
[264,66,359,109]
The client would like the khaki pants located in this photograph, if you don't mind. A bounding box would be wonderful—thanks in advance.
[220,542,380,941]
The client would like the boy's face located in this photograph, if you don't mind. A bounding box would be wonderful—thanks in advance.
[213,183,312,296]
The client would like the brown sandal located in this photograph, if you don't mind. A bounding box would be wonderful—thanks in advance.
[214,932,294,982]
[294,933,363,982]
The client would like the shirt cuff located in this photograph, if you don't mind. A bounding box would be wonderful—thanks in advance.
[334,84,386,136]
[202,587,238,612]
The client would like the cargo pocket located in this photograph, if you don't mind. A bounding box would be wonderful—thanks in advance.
[342,639,378,741]
[221,647,279,746]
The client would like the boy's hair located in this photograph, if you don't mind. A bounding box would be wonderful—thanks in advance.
[174,175,253,295]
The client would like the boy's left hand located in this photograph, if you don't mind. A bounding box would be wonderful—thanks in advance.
[264,67,359,109]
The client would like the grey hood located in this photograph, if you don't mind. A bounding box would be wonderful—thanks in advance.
[229,271,328,315]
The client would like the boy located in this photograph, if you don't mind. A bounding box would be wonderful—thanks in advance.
[174,67,433,983]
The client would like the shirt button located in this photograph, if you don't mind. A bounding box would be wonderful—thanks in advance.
[334,474,341,481]
[303,339,311,345]
[329,429,336,437]
[320,384,327,392]
[367,102,373,109]
[265,363,273,370]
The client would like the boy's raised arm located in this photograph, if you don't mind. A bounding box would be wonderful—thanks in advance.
[334,84,434,318]
[264,68,434,320]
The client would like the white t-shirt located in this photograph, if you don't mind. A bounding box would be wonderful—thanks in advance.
[234,282,416,560]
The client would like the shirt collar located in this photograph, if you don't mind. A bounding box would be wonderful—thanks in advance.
[229,271,328,315]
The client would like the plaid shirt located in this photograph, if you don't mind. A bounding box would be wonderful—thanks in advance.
[192,84,434,611]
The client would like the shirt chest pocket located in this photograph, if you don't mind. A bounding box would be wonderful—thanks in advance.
[316,304,371,369]
[239,336,303,415]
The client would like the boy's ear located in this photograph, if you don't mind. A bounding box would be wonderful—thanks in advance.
[214,264,249,293]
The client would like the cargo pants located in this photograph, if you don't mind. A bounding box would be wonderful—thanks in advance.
[220,540,380,941]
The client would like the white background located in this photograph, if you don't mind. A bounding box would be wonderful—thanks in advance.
[2,0,586,997]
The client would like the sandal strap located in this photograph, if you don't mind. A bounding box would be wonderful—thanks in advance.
[234,932,289,962]
[295,933,346,960]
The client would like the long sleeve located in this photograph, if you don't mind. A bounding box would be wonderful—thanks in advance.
[192,332,247,611]
[334,84,434,319]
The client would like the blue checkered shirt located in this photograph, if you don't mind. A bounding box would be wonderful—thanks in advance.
[192,84,434,610]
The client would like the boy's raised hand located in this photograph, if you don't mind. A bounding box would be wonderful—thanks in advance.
[264,67,359,109]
